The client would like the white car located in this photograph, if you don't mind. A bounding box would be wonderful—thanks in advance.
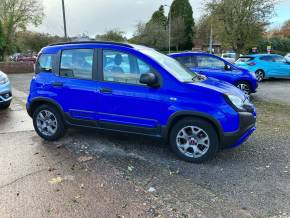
[0,71,12,109]
[285,53,290,62]
[221,53,237,63]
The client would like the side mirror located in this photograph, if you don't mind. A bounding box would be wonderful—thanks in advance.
[139,73,159,87]
[225,64,232,71]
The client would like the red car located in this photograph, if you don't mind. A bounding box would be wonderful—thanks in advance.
[16,55,37,63]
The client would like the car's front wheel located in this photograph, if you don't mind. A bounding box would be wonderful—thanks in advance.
[169,117,219,163]
[33,104,66,141]
[236,81,251,95]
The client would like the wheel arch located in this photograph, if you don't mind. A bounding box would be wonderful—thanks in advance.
[163,111,223,143]
[28,97,64,118]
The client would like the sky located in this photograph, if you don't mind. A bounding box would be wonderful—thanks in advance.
[30,0,290,38]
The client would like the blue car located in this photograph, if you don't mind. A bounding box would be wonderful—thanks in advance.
[169,52,258,95]
[235,54,290,82]
[26,41,256,163]
[0,71,12,109]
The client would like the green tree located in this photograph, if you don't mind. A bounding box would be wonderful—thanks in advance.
[16,31,65,53]
[130,6,168,50]
[206,0,276,56]
[150,5,167,27]
[0,0,43,60]
[0,21,6,60]
[171,17,187,51]
[169,0,195,50]
[96,29,126,42]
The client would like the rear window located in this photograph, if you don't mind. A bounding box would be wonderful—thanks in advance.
[37,54,53,72]
[236,57,254,63]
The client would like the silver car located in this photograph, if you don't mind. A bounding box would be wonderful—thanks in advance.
[0,71,12,109]
[285,53,290,63]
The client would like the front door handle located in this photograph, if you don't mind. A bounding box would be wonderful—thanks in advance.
[51,82,63,87]
[100,88,112,94]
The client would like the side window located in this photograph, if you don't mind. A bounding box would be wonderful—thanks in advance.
[196,56,225,69]
[103,50,151,85]
[273,56,286,63]
[175,56,197,68]
[260,56,274,62]
[60,49,94,80]
[38,54,53,72]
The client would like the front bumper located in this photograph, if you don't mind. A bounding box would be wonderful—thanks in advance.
[221,111,256,148]
[0,81,12,104]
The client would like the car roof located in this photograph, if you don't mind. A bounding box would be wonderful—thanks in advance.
[244,54,282,58]
[41,41,153,54]
[169,51,209,56]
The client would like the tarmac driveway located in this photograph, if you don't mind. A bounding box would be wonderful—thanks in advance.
[1,73,290,217]
[252,79,290,106]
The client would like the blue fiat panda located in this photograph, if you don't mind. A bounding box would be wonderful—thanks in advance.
[26,41,256,163]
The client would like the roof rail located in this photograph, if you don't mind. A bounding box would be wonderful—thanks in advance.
[48,40,133,48]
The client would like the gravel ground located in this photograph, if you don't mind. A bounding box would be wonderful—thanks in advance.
[1,73,290,217]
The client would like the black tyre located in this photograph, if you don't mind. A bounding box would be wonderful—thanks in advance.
[33,104,66,141]
[255,70,265,82]
[169,117,219,163]
[0,100,11,109]
[236,81,251,95]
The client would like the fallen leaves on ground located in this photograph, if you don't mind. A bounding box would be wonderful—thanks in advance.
[77,155,93,162]
[49,176,63,185]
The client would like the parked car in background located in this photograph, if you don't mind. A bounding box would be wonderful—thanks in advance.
[26,41,256,163]
[9,53,21,62]
[285,53,290,62]
[170,52,258,95]
[221,52,237,63]
[16,55,37,63]
[235,54,290,82]
[0,71,12,109]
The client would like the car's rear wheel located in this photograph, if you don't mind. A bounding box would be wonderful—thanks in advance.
[255,70,265,82]
[236,81,251,95]
[0,100,11,109]
[33,104,66,141]
[169,118,219,163]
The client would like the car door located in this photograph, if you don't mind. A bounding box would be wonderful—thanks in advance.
[46,48,98,121]
[272,55,290,78]
[96,48,168,135]
[258,55,278,76]
[194,55,230,81]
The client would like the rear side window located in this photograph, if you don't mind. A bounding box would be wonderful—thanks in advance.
[37,54,53,72]
[60,49,94,80]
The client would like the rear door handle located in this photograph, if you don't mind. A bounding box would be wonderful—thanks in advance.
[100,88,112,94]
[51,82,63,87]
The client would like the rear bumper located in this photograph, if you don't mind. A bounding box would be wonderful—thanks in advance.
[221,111,256,148]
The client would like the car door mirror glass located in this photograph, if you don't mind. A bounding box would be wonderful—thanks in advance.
[139,73,159,87]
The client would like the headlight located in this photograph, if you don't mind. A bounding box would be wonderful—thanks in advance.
[226,94,245,111]
[0,76,9,85]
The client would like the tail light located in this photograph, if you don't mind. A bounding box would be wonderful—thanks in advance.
[247,62,256,66]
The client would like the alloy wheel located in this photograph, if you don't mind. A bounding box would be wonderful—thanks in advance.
[176,126,210,158]
[255,70,264,82]
[237,83,250,95]
[36,109,58,137]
